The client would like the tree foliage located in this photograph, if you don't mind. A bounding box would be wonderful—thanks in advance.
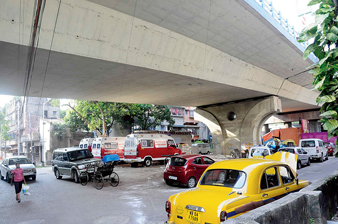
[63,101,174,137]
[299,0,338,142]
[0,107,11,156]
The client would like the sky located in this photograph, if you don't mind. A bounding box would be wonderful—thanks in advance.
[0,0,315,108]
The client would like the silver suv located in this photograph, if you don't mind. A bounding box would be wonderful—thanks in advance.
[51,148,101,183]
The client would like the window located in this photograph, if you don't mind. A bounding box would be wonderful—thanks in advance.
[141,140,154,148]
[80,144,83,148]
[189,110,194,118]
[185,110,188,115]
[53,111,57,116]
[202,157,214,165]
[200,169,246,188]
[192,157,203,165]
[97,144,101,149]
[297,148,302,154]
[67,149,93,161]
[301,140,315,147]
[84,144,88,149]
[63,153,68,161]
[170,157,187,166]
[44,110,48,118]
[261,167,280,190]
[105,143,117,149]
[168,139,175,147]
[92,144,96,149]
[319,141,324,147]
[279,166,294,184]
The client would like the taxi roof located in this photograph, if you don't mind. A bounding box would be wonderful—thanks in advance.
[208,158,286,172]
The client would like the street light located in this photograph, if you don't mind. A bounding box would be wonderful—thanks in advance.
[41,99,51,166]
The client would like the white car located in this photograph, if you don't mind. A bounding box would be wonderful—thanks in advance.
[278,147,310,169]
[0,156,37,183]
[248,146,272,158]
[299,139,328,162]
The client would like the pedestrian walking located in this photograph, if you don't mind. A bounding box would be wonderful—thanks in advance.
[11,162,26,203]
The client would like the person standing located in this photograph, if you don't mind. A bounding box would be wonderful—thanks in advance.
[11,162,26,203]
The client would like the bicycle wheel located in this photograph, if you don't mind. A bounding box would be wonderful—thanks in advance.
[80,173,89,186]
[93,172,104,190]
[109,172,119,187]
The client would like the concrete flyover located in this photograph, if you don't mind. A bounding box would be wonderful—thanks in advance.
[0,0,320,154]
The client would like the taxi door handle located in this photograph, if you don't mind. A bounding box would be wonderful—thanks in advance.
[262,194,268,198]
[285,187,290,191]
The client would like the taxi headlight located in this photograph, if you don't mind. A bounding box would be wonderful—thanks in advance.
[78,165,85,169]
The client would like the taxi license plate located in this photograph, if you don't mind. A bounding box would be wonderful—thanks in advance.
[186,210,200,223]
[168,176,177,180]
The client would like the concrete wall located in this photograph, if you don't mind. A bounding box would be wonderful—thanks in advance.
[226,171,338,224]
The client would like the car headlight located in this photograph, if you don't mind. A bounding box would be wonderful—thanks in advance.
[32,168,36,172]
[78,165,85,169]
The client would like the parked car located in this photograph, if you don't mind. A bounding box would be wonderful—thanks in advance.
[323,142,335,156]
[0,156,37,183]
[165,152,309,223]
[248,146,272,158]
[164,155,215,188]
[278,147,310,169]
[299,138,328,162]
[51,147,102,183]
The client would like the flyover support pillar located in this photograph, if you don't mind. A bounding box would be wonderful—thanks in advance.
[195,96,282,156]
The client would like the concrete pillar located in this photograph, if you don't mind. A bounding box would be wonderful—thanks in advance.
[195,96,282,155]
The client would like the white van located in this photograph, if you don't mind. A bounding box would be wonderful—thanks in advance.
[299,138,328,162]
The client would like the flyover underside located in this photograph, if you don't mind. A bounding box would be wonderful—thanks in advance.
[0,40,269,106]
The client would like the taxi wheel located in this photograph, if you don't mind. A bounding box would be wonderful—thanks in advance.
[144,158,152,167]
[187,177,196,188]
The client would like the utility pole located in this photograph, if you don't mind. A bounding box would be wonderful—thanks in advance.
[29,111,34,163]
[17,100,21,156]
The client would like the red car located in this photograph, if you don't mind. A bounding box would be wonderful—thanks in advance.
[324,142,335,156]
[163,154,215,188]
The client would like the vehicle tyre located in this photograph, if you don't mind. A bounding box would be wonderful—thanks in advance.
[320,153,324,162]
[144,158,152,167]
[109,172,119,187]
[187,177,196,188]
[307,158,311,166]
[93,173,104,190]
[80,173,89,186]
[73,170,79,183]
[325,152,329,160]
[130,163,138,167]
[0,172,3,180]
[31,175,36,181]
[6,173,10,183]
[55,169,62,179]
[297,161,302,170]
[165,179,174,186]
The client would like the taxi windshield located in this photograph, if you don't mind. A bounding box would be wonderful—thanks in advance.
[200,169,246,188]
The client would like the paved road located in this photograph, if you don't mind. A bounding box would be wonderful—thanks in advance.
[0,156,337,224]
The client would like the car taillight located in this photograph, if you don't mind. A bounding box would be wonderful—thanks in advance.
[165,201,171,214]
[316,146,319,153]
[220,210,227,222]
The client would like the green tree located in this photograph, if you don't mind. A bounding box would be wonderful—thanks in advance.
[298,0,338,147]
[63,101,174,136]
[0,107,11,158]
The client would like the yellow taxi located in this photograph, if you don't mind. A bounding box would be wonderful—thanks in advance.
[165,152,309,223]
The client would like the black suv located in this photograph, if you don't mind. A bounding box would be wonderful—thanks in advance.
[52,148,102,183]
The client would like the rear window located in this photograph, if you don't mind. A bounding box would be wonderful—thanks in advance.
[200,169,246,188]
[324,142,330,147]
[279,148,295,154]
[170,157,187,166]
[301,141,315,147]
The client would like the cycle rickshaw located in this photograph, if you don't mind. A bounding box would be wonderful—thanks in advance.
[80,154,120,190]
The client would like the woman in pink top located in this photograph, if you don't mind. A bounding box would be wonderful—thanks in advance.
[11,162,26,203]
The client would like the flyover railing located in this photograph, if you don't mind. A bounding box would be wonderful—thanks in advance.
[254,0,309,48]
